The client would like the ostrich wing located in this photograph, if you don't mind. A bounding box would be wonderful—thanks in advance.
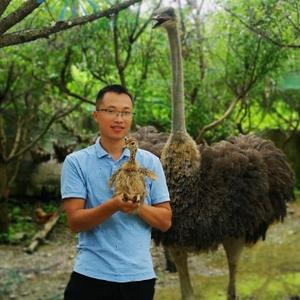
[139,168,157,180]
[108,169,122,189]
[228,134,295,220]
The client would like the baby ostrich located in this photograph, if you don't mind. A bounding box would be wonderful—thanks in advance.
[152,7,294,300]
[109,136,157,205]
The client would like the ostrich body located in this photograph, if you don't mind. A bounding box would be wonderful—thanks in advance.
[152,7,294,300]
[109,136,157,205]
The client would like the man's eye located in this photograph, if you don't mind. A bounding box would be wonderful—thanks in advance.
[107,109,116,114]
[123,112,131,116]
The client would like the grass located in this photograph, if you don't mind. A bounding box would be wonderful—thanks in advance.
[155,272,300,300]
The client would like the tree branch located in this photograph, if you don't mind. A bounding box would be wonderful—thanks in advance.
[0,62,15,107]
[0,0,45,36]
[0,114,8,162]
[0,0,141,48]
[131,1,161,43]
[7,116,23,160]
[8,156,22,187]
[224,7,300,49]
[6,101,82,163]
[283,115,300,149]
[0,0,11,18]
[112,13,125,85]
[196,96,240,143]
[59,48,94,105]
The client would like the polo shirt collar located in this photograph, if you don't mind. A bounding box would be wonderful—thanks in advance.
[95,137,130,159]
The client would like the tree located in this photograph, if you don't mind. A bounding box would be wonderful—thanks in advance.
[0,1,165,238]
[0,39,91,238]
[0,0,141,48]
[167,1,286,141]
[223,0,300,49]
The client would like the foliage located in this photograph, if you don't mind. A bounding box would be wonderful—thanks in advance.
[0,0,142,48]
[221,0,300,49]
[0,200,64,244]
[0,0,299,188]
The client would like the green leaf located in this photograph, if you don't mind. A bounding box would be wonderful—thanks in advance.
[87,0,98,12]
[278,72,300,91]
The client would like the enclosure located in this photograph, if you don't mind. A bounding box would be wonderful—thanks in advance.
[0,1,300,300]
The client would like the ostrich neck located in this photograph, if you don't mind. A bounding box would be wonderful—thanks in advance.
[128,148,137,164]
[167,25,186,134]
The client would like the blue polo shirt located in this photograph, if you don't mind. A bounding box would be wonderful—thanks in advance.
[61,137,170,282]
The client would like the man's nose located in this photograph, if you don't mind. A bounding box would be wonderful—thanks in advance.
[114,113,124,121]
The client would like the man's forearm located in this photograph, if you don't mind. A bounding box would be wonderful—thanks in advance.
[67,200,118,233]
[65,195,141,233]
[137,202,172,232]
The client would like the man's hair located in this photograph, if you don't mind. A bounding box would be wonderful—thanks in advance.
[96,84,134,108]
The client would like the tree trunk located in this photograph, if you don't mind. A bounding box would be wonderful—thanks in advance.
[25,212,60,253]
[0,195,9,239]
[0,161,9,239]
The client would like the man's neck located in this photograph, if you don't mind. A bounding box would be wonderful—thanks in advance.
[99,137,125,161]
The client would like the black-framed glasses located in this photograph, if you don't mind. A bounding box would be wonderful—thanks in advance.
[96,108,134,119]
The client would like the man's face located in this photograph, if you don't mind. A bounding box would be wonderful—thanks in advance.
[93,92,133,142]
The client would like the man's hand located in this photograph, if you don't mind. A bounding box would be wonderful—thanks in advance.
[111,194,139,214]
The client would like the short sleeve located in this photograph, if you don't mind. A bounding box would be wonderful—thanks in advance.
[61,155,87,200]
[149,156,170,205]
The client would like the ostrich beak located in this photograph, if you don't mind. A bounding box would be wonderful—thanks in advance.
[152,16,168,28]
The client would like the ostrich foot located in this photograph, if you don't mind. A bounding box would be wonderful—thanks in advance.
[135,195,141,205]
[123,194,141,206]
[123,193,129,202]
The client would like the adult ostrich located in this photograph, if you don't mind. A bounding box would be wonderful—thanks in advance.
[152,7,294,300]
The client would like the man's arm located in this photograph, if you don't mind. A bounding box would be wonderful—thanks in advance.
[136,201,172,232]
[63,195,139,233]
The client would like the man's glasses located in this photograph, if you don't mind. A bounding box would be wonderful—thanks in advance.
[96,108,134,119]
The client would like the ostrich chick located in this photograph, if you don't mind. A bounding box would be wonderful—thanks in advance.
[109,137,157,206]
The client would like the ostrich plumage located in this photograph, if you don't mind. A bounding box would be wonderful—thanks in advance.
[157,134,294,249]
[149,7,295,300]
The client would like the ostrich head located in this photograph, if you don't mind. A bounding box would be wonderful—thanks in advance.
[125,136,138,152]
[152,7,177,29]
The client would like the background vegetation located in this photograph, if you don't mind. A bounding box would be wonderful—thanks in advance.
[0,0,299,235]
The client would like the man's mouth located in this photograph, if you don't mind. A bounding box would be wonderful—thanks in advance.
[111,126,124,132]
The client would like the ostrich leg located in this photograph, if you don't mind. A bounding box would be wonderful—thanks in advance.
[222,238,244,300]
[169,247,195,300]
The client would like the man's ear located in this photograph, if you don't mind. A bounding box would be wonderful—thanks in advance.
[92,111,98,122]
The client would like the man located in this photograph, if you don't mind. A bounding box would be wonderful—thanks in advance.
[61,84,171,300]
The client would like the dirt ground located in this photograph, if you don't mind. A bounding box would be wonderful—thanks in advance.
[0,220,179,300]
[0,201,299,300]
